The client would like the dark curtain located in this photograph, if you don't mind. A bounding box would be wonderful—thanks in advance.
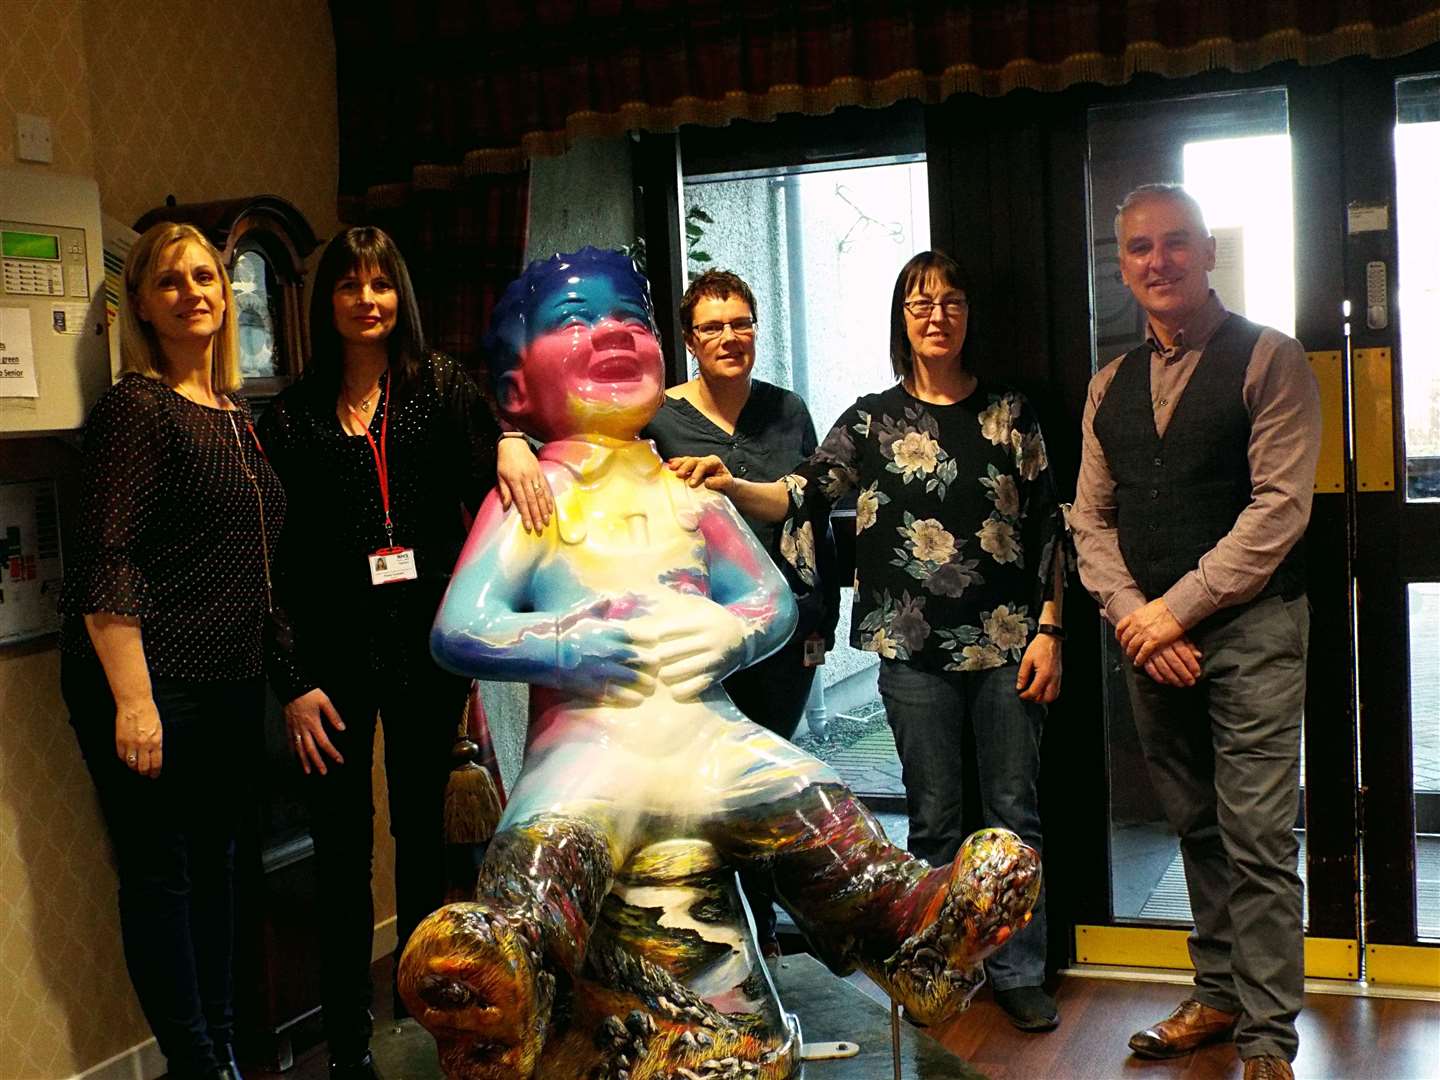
[328,2,1437,372]
[331,0,1440,196]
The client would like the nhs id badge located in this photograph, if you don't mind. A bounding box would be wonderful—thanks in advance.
[368,547,417,586]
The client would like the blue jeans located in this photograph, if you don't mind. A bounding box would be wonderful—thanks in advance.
[877,658,1047,989]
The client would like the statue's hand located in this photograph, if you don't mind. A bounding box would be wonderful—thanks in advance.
[633,594,748,700]
[555,601,661,705]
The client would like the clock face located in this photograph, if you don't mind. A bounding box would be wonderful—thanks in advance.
[233,248,279,379]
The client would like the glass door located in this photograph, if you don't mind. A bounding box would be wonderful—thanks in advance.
[675,105,931,809]
[1347,66,1440,976]
[1393,75,1440,949]
[1081,86,1349,961]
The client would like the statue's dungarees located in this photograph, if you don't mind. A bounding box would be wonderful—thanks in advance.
[479,439,835,845]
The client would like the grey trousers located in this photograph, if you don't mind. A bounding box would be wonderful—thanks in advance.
[1123,594,1309,1062]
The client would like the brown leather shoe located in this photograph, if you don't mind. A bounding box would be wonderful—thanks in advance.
[1127,997,1239,1058]
[1242,1056,1294,1080]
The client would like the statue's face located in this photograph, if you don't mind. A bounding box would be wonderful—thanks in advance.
[502,269,664,441]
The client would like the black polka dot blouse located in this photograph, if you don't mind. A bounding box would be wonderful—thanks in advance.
[61,372,286,681]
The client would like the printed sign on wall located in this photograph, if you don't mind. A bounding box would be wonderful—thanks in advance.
[0,307,40,398]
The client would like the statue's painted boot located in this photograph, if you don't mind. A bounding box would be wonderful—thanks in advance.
[397,902,552,1080]
[863,827,1042,1025]
[756,787,1041,1026]
[398,815,615,1080]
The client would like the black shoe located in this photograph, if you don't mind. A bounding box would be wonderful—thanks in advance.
[994,985,1059,1032]
[214,1043,243,1080]
[210,1042,241,1077]
[329,1051,383,1080]
[161,1049,243,1080]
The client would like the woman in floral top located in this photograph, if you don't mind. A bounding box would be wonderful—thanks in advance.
[669,250,1066,1032]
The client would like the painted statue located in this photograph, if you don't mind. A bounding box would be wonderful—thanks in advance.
[397,249,1041,1079]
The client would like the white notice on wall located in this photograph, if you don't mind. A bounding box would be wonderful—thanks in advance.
[0,307,39,398]
[1210,227,1245,316]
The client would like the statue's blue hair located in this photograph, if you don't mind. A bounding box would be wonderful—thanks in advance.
[484,247,655,397]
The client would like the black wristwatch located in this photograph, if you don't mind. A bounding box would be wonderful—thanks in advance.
[1036,622,1066,640]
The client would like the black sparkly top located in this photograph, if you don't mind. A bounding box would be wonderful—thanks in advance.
[61,373,286,681]
[258,353,500,701]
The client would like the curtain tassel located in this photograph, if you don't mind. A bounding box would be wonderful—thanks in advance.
[444,682,505,848]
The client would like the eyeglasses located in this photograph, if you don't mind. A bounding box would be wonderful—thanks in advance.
[691,317,757,339]
[902,298,968,320]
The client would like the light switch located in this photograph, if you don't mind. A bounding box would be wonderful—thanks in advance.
[16,114,53,163]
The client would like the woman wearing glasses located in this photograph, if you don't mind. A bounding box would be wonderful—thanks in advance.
[669,251,1066,1031]
[642,268,840,956]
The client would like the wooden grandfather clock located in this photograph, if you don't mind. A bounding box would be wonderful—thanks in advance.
[136,194,324,1067]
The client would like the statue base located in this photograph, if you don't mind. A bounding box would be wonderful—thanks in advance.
[371,953,979,1078]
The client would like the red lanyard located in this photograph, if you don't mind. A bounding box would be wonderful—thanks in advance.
[221,395,269,462]
[245,420,268,461]
[347,372,394,546]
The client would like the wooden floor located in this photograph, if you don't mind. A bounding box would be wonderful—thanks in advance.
[917,975,1439,1080]
[248,956,1439,1080]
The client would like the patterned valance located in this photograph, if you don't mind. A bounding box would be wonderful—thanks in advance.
[333,0,1440,202]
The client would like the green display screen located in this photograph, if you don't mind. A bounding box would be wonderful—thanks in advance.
[2,230,61,260]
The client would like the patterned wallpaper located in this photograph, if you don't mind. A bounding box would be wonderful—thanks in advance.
[0,0,95,176]
[1,2,344,1076]
[0,645,153,1079]
[82,0,341,237]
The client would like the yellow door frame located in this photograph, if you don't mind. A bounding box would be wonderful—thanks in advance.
[1075,926,1439,988]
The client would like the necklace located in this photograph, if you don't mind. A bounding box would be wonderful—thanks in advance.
[169,380,224,410]
[345,382,380,414]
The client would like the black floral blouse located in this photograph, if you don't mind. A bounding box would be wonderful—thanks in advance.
[781,381,1065,674]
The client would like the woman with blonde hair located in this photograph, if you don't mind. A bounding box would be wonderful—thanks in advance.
[61,221,284,1080]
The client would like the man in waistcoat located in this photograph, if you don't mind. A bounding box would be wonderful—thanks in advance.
[1071,184,1321,1080]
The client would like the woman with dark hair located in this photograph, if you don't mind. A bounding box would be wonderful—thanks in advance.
[670,250,1067,1031]
[62,222,283,1079]
[641,268,839,955]
[258,226,546,1077]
